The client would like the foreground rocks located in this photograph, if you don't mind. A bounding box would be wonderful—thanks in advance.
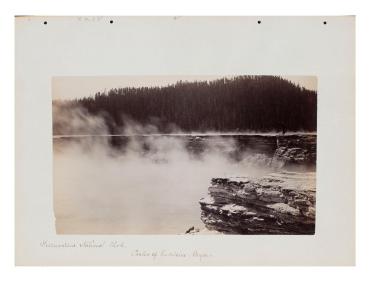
[199,172,316,234]
[183,226,222,235]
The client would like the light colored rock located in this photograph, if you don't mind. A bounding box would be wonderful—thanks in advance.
[220,204,247,215]
[199,171,316,234]
[267,203,300,216]
[199,195,215,205]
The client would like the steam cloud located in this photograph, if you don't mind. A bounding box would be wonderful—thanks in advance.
[53,105,274,234]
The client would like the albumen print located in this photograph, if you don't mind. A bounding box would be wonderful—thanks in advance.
[53,75,317,235]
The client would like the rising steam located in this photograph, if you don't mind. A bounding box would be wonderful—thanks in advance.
[53,104,274,234]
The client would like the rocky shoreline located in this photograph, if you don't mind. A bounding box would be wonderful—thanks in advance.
[199,172,315,234]
[196,136,316,235]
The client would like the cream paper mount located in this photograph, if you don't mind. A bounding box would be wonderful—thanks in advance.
[15,16,355,266]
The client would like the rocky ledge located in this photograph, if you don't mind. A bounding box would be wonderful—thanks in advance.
[199,171,316,234]
[271,135,316,170]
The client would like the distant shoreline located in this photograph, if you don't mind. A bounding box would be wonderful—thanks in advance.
[53,132,317,138]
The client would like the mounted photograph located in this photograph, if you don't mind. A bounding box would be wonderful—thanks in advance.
[52,75,317,235]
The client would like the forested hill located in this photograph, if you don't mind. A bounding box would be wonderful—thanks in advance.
[53,76,317,135]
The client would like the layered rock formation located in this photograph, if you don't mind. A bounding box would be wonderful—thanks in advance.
[199,172,316,234]
[271,135,316,169]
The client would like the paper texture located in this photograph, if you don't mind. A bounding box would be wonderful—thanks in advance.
[15,16,355,266]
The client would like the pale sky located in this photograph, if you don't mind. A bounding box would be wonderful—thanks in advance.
[52,75,317,100]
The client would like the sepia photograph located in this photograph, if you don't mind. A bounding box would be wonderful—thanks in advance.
[14,15,355,266]
[52,75,317,235]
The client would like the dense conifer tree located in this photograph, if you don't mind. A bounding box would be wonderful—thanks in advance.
[53,76,317,135]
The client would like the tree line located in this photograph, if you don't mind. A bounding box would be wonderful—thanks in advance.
[53,75,317,135]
